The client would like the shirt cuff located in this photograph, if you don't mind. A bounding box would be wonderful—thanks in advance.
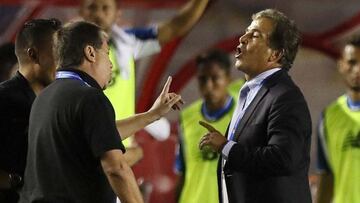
[221,141,236,160]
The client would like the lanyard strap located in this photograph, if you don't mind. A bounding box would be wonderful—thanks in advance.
[56,71,90,87]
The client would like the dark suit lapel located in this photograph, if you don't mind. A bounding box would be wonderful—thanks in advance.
[232,69,286,141]
[233,84,269,141]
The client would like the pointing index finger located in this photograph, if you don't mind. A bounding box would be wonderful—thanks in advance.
[161,76,172,94]
[199,120,217,132]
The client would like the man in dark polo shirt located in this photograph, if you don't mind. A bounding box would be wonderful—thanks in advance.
[0,19,61,203]
[20,21,182,203]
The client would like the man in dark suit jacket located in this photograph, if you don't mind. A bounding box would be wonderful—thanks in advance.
[199,9,312,203]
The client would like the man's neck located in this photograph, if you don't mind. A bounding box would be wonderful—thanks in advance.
[245,67,281,82]
[205,95,230,112]
[347,89,360,102]
[19,66,44,96]
[245,64,281,81]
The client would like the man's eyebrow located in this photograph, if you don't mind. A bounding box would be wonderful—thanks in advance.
[244,28,263,34]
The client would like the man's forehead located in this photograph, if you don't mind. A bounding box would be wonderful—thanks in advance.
[247,17,274,33]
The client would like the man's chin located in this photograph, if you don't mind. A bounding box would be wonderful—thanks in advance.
[235,61,244,71]
[350,86,360,92]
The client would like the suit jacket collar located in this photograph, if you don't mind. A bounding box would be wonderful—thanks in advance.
[232,69,288,141]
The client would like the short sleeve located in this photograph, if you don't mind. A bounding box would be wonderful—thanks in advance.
[125,26,161,59]
[81,90,125,158]
[124,27,158,40]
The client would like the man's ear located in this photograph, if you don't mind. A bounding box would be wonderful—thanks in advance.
[268,49,283,64]
[27,48,39,64]
[84,45,96,63]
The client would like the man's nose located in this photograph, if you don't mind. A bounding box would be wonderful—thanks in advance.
[204,78,214,90]
[91,9,104,21]
[239,33,248,44]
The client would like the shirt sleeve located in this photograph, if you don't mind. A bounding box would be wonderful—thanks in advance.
[81,90,125,158]
[125,26,161,60]
[221,141,236,160]
[124,27,158,40]
[316,113,331,173]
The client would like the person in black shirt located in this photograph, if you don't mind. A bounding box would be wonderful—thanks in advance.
[0,42,18,83]
[20,21,182,203]
[0,19,62,203]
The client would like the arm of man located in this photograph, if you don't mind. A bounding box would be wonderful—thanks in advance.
[157,0,210,46]
[116,77,183,140]
[0,94,20,190]
[101,149,143,203]
[123,145,143,167]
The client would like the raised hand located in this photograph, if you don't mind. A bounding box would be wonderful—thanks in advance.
[149,76,184,118]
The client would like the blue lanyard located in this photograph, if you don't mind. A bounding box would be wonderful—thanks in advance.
[201,96,233,122]
[56,71,90,87]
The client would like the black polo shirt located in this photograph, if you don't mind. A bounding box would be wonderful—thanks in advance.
[0,71,36,203]
[20,69,125,203]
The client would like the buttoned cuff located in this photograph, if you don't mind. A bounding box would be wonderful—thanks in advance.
[221,141,236,160]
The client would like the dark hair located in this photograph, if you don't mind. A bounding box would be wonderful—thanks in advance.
[15,18,62,62]
[196,49,231,74]
[252,9,301,70]
[55,21,105,68]
[347,35,360,47]
[0,42,17,82]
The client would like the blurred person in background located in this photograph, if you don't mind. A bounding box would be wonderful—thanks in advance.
[175,49,244,203]
[0,18,62,203]
[79,0,210,167]
[0,42,18,82]
[316,35,360,203]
